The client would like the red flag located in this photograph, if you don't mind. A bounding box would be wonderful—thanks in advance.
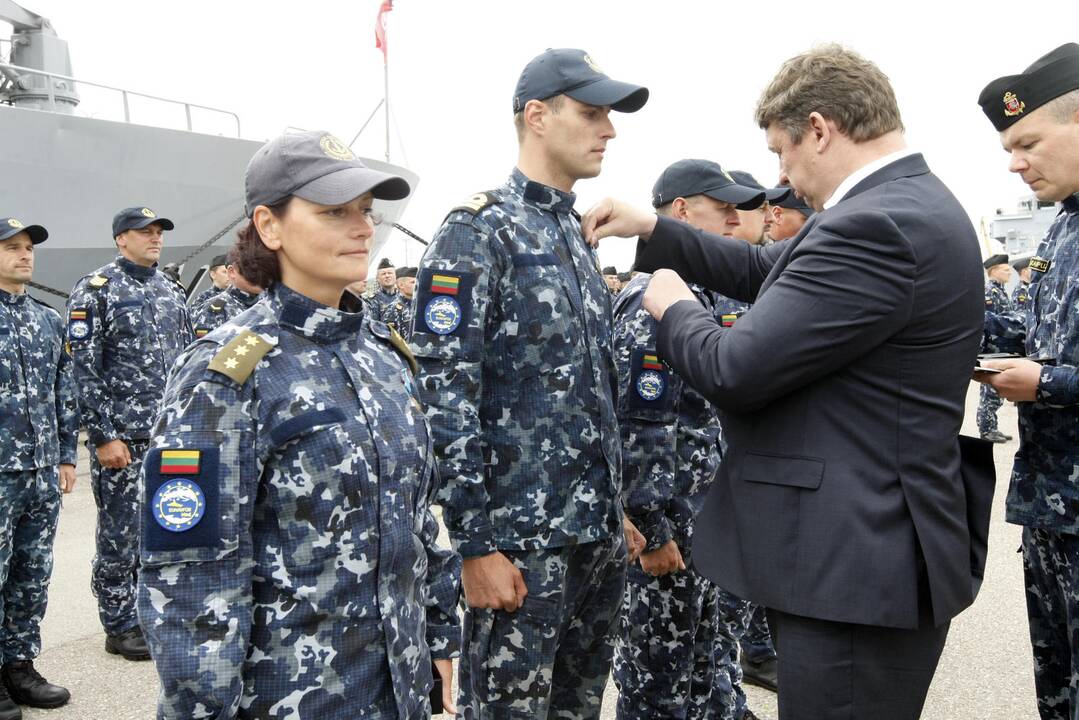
[374,0,393,60]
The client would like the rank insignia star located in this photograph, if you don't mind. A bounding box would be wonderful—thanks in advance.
[223,358,239,370]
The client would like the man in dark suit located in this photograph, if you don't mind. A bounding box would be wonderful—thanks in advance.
[582,44,986,719]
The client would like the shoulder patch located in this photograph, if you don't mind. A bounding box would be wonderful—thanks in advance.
[209,303,225,313]
[207,330,272,384]
[451,191,500,216]
[414,268,475,338]
[88,275,109,289]
[626,348,675,413]
[68,306,93,341]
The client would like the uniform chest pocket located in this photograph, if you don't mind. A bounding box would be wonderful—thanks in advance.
[262,407,372,570]
[107,301,145,339]
[501,255,580,374]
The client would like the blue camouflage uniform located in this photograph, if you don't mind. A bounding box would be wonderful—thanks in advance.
[1013,279,1033,310]
[191,287,261,339]
[0,289,79,664]
[137,282,461,719]
[612,275,752,720]
[367,287,400,319]
[984,194,1079,719]
[189,285,224,315]
[66,256,193,636]
[381,293,415,343]
[413,169,626,719]
[978,278,1013,436]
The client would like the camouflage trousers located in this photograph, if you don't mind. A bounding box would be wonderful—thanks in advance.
[1022,526,1079,720]
[977,383,1003,434]
[89,440,147,636]
[458,536,627,720]
[741,603,775,664]
[614,562,750,720]
[0,467,60,664]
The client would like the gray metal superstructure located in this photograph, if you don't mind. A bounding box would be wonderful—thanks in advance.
[989,194,1060,258]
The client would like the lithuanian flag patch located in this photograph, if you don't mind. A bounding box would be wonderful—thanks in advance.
[721,314,738,327]
[431,274,460,296]
[160,450,201,474]
[642,353,664,370]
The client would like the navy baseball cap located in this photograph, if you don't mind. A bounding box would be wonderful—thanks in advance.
[729,171,791,204]
[112,207,175,237]
[773,188,815,217]
[245,130,411,217]
[651,160,765,209]
[513,48,649,114]
[0,217,47,244]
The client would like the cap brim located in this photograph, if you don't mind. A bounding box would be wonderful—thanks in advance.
[0,224,48,244]
[293,167,412,206]
[565,78,650,113]
[763,187,792,203]
[701,185,766,210]
[131,217,176,231]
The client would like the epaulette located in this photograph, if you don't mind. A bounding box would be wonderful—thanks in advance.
[386,326,418,376]
[207,330,273,384]
[447,191,500,219]
[208,303,225,313]
[88,275,109,289]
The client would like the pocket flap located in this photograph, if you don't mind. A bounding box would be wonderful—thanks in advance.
[740,452,824,490]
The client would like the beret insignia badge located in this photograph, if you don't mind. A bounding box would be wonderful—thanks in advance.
[1003,91,1026,117]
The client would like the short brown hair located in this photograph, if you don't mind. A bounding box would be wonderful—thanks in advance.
[233,201,290,289]
[755,44,904,144]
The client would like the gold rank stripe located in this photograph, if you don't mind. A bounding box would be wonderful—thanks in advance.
[207,330,273,384]
[69,310,87,320]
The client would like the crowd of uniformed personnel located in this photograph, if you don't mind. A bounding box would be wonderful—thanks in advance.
[0,39,1076,720]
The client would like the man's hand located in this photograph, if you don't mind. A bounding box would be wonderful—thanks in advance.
[95,439,131,469]
[581,198,658,248]
[461,551,528,612]
[643,269,696,323]
[434,658,456,716]
[59,464,77,494]
[623,517,646,563]
[974,358,1042,402]
[639,540,686,577]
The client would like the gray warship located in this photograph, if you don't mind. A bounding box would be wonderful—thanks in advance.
[0,0,417,311]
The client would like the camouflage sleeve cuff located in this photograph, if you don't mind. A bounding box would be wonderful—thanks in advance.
[1038,365,1079,407]
[450,531,498,560]
[426,620,461,660]
[630,510,673,553]
[86,427,119,447]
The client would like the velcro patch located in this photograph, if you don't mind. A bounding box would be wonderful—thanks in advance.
[142,446,220,550]
[627,348,674,412]
[68,306,93,341]
[414,268,476,338]
[1029,257,1051,273]
[208,330,273,384]
[195,327,210,338]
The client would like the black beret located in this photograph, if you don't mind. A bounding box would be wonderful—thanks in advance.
[617,271,632,283]
[602,266,618,275]
[983,253,1009,269]
[209,254,228,269]
[377,258,395,270]
[979,43,1079,131]
[396,266,417,278]
[1012,257,1030,271]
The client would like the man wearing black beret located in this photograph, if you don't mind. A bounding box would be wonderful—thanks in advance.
[977,42,1079,720]
[977,253,1014,443]
[1011,257,1033,309]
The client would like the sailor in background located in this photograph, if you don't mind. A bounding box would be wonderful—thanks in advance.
[603,265,622,294]
[1011,256,1033,310]
[0,218,78,719]
[380,265,416,342]
[137,130,460,719]
[189,245,264,339]
[767,189,814,242]
[978,253,1014,444]
[65,206,192,661]
[367,256,399,317]
[188,253,230,312]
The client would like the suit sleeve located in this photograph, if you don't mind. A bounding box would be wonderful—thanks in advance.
[656,210,916,413]
[633,215,786,303]
[613,291,680,552]
[412,214,507,559]
[138,341,257,719]
[66,282,118,445]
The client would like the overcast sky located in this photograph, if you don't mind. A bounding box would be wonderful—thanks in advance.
[11,0,1079,273]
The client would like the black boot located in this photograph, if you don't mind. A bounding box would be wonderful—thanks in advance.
[2,660,69,709]
[104,626,151,661]
[0,681,20,720]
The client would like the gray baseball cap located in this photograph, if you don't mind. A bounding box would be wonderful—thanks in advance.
[513,48,649,114]
[244,130,411,216]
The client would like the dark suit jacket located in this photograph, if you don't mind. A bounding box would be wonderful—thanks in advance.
[634,154,985,629]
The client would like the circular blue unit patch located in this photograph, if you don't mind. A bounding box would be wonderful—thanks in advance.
[152,479,206,533]
[69,320,90,339]
[425,295,462,335]
[636,369,666,401]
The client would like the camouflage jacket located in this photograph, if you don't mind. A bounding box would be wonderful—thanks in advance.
[413,168,622,559]
[985,278,1012,314]
[137,282,461,720]
[1012,280,1032,310]
[613,274,723,554]
[0,289,79,470]
[66,256,193,445]
[381,293,414,343]
[367,287,400,319]
[984,194,1079,532]
[188,285,224,315]
[191,287,261,339]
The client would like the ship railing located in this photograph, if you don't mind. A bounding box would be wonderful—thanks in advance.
[0,61,241,136]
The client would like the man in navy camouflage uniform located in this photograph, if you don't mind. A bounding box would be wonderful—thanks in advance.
[978,253,1014,443]
[188,253,230,313]
[190,247,263,339]
[66,206,193,660]
[366,257,399,317]
[413,48,647,719]
[381,266,416,342]
[1012,257,1033,310]
[977,43,1079,720]
[612,160,765,720]
[0,218,79,719]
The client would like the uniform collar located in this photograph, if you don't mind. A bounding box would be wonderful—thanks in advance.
[1063,193,1079,214]
[228,287,260,306]
[0,287,27,305]
[510,168,578,215]
[116,255,157,280]
[274,283,365,343]
[377,287,398,298]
